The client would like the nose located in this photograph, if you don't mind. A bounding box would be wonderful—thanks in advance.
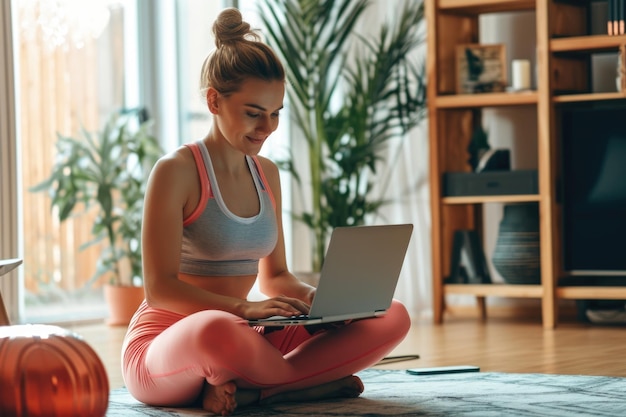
[256,115,277,135]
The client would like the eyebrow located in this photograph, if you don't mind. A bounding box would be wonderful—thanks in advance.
[244,103,284,112]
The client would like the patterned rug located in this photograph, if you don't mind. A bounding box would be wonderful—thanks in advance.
[107,369,626,416]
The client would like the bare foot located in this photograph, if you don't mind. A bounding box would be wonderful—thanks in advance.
[201,381,260,416]
[260,375,364,405]
[201,381,237,416]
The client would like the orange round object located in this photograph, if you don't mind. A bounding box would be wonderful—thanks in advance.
[0,324,109,417]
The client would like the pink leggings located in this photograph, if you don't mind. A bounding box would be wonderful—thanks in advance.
[121,299,410,406]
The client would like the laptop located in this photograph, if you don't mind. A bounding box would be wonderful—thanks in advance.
[249,224,413,326]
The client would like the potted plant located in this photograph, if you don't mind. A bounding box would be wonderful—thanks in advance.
[31,108,162,325]
[259,0,427,272]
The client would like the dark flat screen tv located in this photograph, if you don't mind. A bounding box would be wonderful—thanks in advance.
[561,104,626,273]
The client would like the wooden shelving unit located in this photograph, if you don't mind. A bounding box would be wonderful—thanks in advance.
[442,194,541,205]
[426,0,626,329]
[550,34,626,52]
[435,91,539,107]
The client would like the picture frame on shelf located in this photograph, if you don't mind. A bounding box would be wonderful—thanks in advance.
[456,43,507,94]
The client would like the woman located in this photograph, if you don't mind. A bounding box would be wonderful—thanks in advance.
[122,8,411,416]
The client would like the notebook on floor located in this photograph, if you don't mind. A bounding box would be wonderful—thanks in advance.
[248,223,413,327]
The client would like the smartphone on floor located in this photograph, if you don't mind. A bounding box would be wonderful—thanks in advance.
[406,365,479,375]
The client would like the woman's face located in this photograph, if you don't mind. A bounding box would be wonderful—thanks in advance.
[211,78,285,155]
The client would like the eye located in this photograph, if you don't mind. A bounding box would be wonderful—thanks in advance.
[271,111,280,118]
[246,112,260,118]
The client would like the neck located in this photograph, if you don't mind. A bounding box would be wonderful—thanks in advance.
[203,132,248,175]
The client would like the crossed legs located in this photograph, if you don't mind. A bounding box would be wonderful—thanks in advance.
[122,300,410,413]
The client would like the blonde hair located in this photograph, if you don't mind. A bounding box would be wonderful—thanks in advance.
[200,8,285,97]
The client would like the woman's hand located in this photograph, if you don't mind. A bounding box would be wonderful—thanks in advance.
[242,295,310,319]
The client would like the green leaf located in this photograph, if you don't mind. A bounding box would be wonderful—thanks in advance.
[30,109,163,285]
[260,0,426,271]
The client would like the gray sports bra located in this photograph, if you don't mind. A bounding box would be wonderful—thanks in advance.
[179,140,278,276]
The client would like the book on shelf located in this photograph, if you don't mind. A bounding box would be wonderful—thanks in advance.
[621,0,625,35]
[608,0,626,36]
[609,0,613,35]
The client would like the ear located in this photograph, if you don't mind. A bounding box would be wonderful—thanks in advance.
[206,87,220,114]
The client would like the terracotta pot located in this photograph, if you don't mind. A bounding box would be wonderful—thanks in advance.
[103,284,145,326]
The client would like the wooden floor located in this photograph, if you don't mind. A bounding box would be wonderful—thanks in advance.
[67,314,626,390]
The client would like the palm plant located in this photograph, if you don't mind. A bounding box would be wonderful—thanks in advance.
[31,109,162,287]
[259,0,427,271]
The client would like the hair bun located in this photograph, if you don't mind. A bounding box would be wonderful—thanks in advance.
[213,8,257,48]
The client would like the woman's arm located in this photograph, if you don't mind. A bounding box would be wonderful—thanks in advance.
[141,148,244,315]
[257,157,316,306]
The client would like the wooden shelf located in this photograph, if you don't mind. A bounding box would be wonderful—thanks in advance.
[445,284,543,298]
[557,286,626,300]
[427,0,625,329]
[551,35,626,54]
[439,0,536,14]
[435,91,538,108]
[553,92,626,103]
[442,194,540,205]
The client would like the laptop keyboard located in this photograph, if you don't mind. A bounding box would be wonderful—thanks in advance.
[265,314,310,321]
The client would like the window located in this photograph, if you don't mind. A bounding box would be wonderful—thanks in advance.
[15,0,139,322]
[176,0,224,144]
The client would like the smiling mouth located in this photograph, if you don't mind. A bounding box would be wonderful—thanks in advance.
[247,136,265,144]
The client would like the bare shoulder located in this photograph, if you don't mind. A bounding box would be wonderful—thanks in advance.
[152,145,195,178]
[147,145,197,195]
[255,156,284,213]
[255,155,279,180]
[255,155,281,192]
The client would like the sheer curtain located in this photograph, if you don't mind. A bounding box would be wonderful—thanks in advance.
[334,0,432,320]
[0,0,20,323]
[373,123,432,320]
[361,1,431,320]
[287,0,432,319]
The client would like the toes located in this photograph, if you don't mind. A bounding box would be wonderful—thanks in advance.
[203,382,239,416]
